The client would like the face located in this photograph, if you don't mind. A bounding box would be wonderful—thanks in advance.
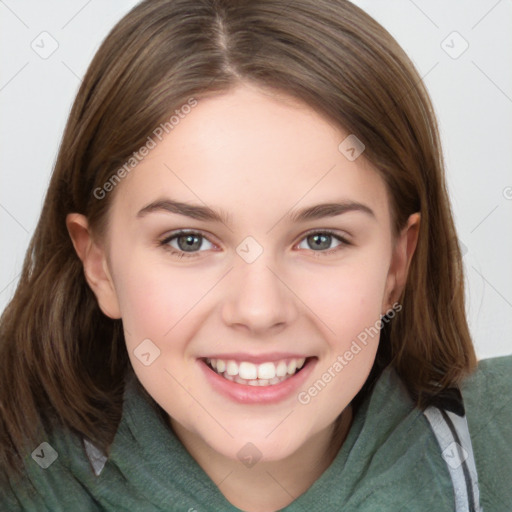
[89,84,407,464]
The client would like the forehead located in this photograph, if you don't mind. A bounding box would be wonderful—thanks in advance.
[111,84,390,228]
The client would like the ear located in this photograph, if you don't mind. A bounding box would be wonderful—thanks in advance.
[66,213,121,319]
[382,212,421,313]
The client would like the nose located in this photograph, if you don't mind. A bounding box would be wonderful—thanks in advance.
[221,255,299,336]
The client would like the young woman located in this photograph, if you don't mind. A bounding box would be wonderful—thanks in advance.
[1,0,510,510]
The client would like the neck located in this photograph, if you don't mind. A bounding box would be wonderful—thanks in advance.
[169,406,353,512]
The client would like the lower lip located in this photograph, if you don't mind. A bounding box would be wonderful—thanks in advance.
[198,357,317,404]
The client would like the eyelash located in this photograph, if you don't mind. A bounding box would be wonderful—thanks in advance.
[158,229,351,259]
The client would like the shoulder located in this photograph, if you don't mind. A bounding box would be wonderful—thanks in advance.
[460,354,512,510]
[0,431,103,512]
[461,354,512,422]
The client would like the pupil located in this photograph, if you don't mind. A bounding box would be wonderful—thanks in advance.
[309,234,330,250]
[179,234,201,251]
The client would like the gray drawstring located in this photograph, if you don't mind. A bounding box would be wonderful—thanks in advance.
[423,406,482,512]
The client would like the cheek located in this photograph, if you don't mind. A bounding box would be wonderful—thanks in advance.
[114,259,212,343]
[298,253,389,337]
[295,264,386,412]
[111,252,211,396]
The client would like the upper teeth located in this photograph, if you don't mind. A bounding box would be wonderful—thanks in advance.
[207,357,306,380]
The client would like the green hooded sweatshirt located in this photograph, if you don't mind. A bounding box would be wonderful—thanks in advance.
[2,355,511,511]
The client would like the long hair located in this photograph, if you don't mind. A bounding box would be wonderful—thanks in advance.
[0,0,476,481]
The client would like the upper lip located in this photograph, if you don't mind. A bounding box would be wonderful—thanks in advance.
[200,353,313,364]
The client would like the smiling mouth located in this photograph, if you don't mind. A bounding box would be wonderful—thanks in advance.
[203,356,314,386]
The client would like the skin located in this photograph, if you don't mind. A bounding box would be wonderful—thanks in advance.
[67,83,420,512]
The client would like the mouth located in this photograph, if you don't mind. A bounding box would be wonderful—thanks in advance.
[202,356,312,386]
[198,355,317,404]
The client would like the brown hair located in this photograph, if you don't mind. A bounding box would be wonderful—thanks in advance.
[0,0,476,482]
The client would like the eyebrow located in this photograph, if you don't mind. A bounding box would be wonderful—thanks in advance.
[136,198,375,225]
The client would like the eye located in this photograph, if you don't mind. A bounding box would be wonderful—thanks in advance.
[159,229,350,259]
[159,230,215,258]
[296,230,350,256]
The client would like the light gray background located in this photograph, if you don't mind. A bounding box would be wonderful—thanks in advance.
[1,0,511,359]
